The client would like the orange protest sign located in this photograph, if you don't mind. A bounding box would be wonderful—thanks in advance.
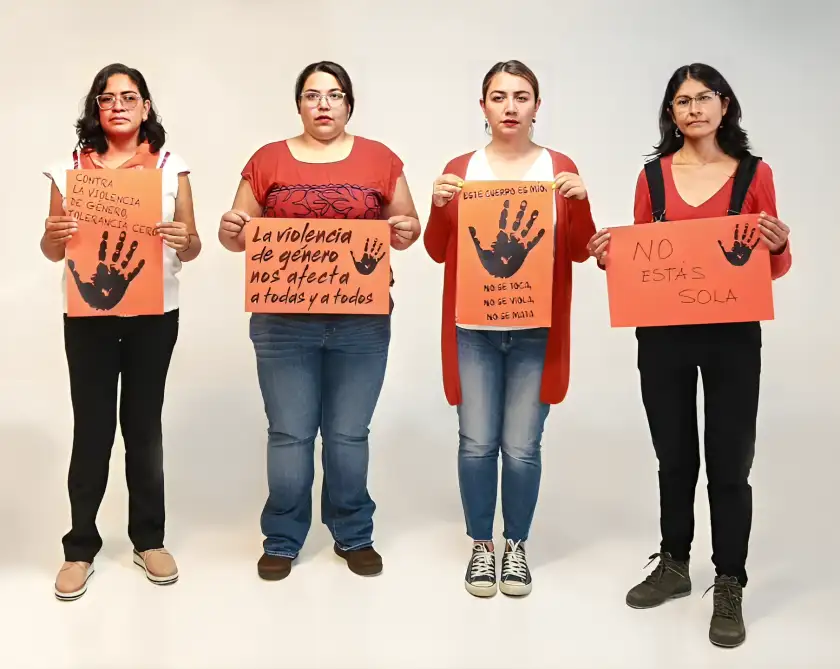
[456,181,555,328]
[64,169,163,317]
[245,218,391,314]
[605,214,774,327]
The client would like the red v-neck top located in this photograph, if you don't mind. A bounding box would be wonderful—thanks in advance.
[633,154,792,279]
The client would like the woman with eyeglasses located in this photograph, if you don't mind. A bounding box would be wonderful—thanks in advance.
[42,63,200,601]
[588,63,791,647]
[423,60,596,598]
[218,61,420,581]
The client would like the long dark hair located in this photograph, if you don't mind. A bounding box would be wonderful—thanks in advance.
[650,63,750,159]
[75,63,166,154]
[294,61,356,119]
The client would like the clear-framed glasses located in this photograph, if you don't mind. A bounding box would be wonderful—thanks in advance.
[300,91,347,107]
[96,92,142,110]
[671,91,719,113]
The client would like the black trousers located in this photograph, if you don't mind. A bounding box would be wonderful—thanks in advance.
[637,321,761,587]
[61,309,179,563]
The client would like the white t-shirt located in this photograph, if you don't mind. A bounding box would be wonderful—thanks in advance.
[44,149,190,314]
[458,147,556,332]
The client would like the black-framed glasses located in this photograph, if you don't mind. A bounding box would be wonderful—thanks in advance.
[300,91,346,107]
[96,93,142,110]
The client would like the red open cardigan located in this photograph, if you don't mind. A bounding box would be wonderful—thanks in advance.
[423,149,596,406]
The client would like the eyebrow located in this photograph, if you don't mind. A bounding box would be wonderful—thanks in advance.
[489,89,531,96]
[304,88,341,93]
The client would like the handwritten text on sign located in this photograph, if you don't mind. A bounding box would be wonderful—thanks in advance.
[245,218,391,314]
[64,169,163,317]
[605,214,774,327]
[456,181,554,328]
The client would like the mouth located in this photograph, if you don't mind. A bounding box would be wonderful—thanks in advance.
[501,119,520,127]
[687,120,707,126]
[315,115,333,123]
[111,117,129,124]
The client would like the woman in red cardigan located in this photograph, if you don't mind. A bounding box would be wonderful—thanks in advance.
[589,63,791,648]
[423,60,595,598]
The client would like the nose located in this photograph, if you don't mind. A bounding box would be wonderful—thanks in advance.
[112,97,127,112]
[505,99,517,114]
[317,95,330,110]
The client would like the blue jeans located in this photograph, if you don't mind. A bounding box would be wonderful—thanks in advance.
[249,314,390,558]
[456,327,550,542]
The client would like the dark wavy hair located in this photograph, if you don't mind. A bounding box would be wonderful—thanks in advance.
[75,63,166,154]
[294,61,355,119]
[481,60,540,100]
[650,63,750,159]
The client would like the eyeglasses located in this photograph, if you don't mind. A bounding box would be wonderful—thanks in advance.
[300,91,347,107]
[671,91,719,113]
[96,93,142,110]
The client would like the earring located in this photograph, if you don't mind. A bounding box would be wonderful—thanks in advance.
[675,128,681,138]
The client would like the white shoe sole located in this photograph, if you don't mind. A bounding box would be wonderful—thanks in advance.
[133,553,179,586]
[500,580,532,597]
[55,567,94,602]
[465,580,497,598]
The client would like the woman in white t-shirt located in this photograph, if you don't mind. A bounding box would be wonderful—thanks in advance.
[41,63,200,602]
[423,61,596,599]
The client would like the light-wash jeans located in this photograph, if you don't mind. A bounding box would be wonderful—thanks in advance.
[249,313,390,558]
[456,327,550,542]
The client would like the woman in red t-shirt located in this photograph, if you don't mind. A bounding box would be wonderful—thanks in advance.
[217,61,421,581]
[588,63,792,648]
[424,60,596,599]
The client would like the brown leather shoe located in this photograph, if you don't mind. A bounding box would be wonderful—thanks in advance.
[257,553,293,581]
[334,544,383,576]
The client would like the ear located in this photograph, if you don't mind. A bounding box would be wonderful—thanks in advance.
[142,99,151,122]
[479,98,486,114]
[534,97,542,114]
[721,96,730,117]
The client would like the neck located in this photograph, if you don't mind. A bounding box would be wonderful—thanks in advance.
[300,130,348,149]
[677,135,724,164]
[487,133,534,158]
[103,133,141,158]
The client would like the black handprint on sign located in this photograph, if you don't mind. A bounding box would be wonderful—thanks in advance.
[469,199,546,279]
[718,221,760,266]
[68,230,145,311]
[350,238,386,275]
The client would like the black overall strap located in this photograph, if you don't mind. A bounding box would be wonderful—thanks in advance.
[727,154,761,215]
[644,158,667,222]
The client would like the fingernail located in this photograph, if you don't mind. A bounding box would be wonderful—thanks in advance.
[551,184,557,190]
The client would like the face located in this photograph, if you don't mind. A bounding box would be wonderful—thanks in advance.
[480,72,540,138]
[298,71,350,139]
[669,77,729,140]
[96,74,149,141]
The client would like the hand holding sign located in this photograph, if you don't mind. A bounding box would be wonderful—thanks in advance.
[757,211,790,252]
[68,230,145,311]
[65,168,163,317]
[605,214,773,328]
[468,198,546,279]
[456,181,554,328]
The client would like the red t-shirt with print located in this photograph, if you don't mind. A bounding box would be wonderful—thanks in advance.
[242,136,403,220]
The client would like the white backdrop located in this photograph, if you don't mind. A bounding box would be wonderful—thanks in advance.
[0,1,838,668]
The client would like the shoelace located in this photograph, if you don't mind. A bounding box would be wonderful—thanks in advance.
[703,576,742,621]
[642,552,683,585]
[502,540,528,580]
[470,545,495,579]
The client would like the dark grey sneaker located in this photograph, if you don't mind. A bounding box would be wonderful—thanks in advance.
[706,575,746,648]
[464,543,497,598]
[499,539,532,596]
[626,552,691,609]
